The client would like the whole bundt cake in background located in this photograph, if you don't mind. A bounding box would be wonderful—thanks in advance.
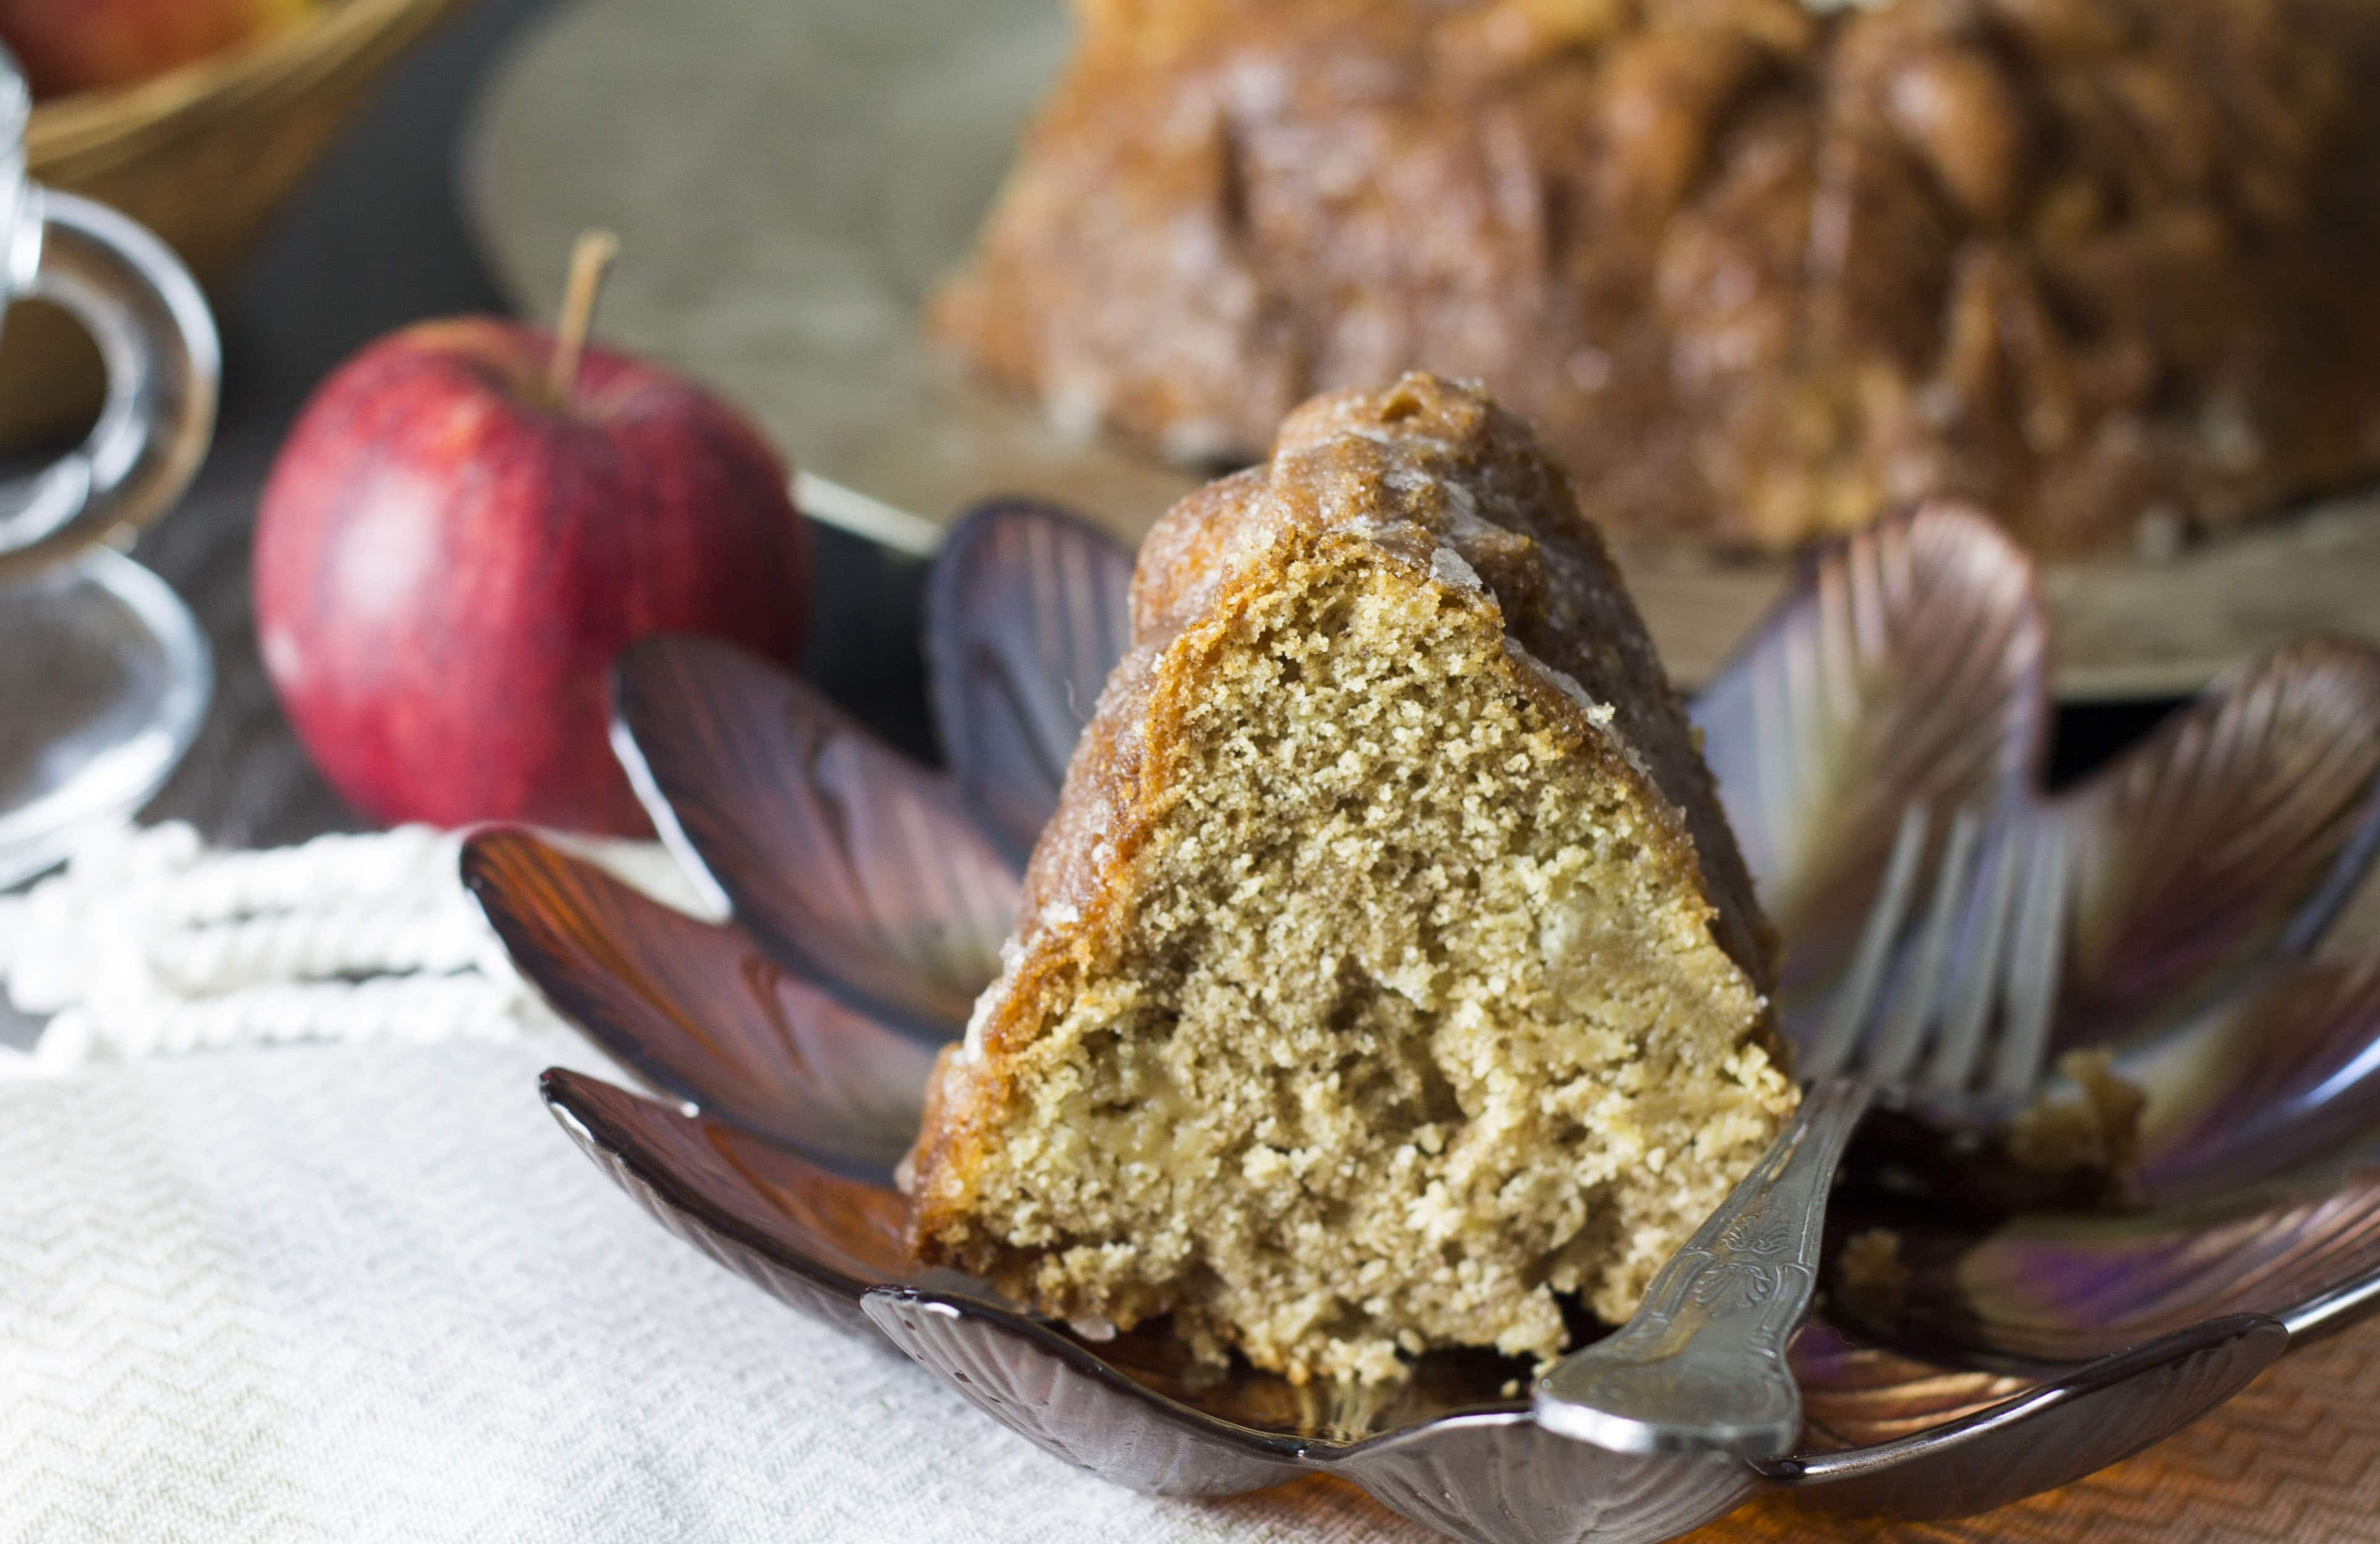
[933,0,2380,555]
[902,374,1796,1385]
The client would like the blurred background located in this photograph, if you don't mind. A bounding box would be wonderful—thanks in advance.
[47,0,2196,870]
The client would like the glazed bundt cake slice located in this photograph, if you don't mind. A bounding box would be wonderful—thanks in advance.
[903,374,1796,1384]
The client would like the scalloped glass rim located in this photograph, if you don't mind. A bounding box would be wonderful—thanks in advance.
[528,1062,2302,1532]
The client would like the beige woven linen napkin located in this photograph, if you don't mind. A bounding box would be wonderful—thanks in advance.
[0,1039,1432,1544]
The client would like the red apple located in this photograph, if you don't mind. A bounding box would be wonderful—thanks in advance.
[0,0,312,98]
[254,239,810,836]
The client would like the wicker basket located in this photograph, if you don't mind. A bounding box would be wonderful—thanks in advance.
[0,0,468,444]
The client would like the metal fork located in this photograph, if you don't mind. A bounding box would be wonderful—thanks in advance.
[1532,802,2070,1461]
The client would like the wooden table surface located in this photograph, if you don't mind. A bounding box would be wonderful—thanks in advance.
[15,0,2374,1536]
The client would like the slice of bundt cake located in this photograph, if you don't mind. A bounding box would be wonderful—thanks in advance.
[903,374,1796,1384]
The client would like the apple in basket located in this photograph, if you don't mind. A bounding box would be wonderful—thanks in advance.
[254,233,811,836]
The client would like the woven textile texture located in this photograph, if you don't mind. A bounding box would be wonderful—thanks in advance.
[0,1040,1433,1543]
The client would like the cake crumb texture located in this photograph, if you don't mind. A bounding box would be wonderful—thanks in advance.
[906,374,1795,1383]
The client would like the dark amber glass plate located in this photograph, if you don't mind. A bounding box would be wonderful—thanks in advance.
[470,502,2380,1543]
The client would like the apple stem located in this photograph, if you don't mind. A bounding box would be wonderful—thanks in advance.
[546,229,620,410]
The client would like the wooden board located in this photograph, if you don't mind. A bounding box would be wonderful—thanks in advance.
[460,0,2380,698]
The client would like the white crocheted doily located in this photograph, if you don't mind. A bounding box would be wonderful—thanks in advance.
[0,821,711,1077]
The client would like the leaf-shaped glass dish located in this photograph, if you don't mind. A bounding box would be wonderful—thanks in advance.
[468,502,2380,1544]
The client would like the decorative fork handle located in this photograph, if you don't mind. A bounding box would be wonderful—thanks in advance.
[1531,1077,1874,1461]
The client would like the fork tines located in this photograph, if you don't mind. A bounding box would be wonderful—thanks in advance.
[1800,802,2070,1103]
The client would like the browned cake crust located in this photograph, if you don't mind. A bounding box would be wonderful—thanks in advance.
[905,374,1792,1380]
[1011,374,1774,990]
[935,0,2380,555]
